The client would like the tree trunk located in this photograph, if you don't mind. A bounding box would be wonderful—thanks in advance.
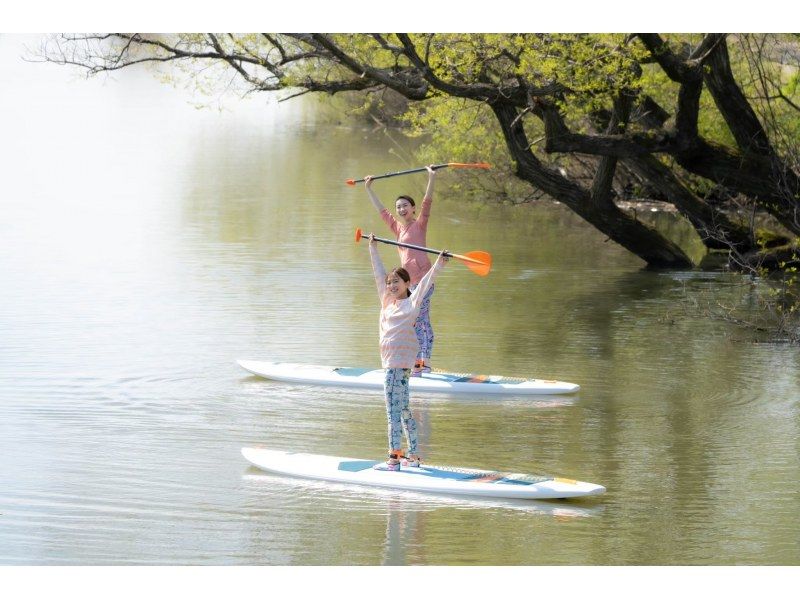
[492,102,694,268]
[674,140,800,235]
[624,154,756,251]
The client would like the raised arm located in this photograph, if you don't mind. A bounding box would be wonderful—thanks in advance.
[411,249,448,309]
[366,175,400,234]
[423,165,436,202]
[364,175,387,213]
[417,165,435,226]
[368,235,387,299]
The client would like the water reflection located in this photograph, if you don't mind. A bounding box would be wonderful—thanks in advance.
[241,471,604,566]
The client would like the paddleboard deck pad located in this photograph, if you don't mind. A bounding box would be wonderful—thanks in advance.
[241,448,605,500]
[238,360,579,395]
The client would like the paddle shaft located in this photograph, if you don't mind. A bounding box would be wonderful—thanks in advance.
[352,163,448,185]
[368,234,481,265]
[346,162,493,186]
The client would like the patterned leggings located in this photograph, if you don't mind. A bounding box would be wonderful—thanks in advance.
[411,283,435,362]
[383,368,418,454]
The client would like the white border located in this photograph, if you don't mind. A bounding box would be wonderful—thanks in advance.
[2,566,799,598]
[2,1,794,33]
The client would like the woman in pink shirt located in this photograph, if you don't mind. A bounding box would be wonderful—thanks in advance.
[365,166,437,375]
[368,233,448,470]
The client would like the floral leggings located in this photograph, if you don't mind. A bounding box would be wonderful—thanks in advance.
[411,283,435,362]
[383,368,418,455]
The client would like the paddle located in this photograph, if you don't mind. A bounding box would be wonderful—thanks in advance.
[355,228,492,277]
[345,162,491,186]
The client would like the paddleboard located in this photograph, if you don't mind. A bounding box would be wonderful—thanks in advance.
[238,360,579,395]
[241,448,605,500]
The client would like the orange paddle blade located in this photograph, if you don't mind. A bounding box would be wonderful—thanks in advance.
[451,251,492,276]
[345,179,357,186]
[354,228,363,243]
[448,162,492,170]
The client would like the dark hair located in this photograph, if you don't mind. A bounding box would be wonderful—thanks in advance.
[387,267,412,297]
[396,195,415,208]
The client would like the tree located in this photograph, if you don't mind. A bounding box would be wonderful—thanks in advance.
[38,33,800,270]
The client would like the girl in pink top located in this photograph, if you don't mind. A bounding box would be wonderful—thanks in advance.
[365,166,437,375]
[368,234,448,470]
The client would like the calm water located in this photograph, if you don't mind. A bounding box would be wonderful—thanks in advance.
[1,34,799,566]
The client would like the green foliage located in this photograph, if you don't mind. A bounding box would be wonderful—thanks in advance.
[390,34,655,200]
[738,235,800,342]
[402,96,538,203]
[783,71,800,97]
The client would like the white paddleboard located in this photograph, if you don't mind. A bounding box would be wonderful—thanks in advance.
[238,360,579,395]
[241,448,605,500]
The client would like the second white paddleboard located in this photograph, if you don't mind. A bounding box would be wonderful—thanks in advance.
[238,360,579,395]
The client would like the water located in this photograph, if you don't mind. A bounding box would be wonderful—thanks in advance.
[1,34,799,566]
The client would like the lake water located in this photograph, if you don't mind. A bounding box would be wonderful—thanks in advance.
[1,34,799,569]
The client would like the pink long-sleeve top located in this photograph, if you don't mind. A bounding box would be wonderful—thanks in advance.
[380,194,432,285]
[370,242,443,369]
